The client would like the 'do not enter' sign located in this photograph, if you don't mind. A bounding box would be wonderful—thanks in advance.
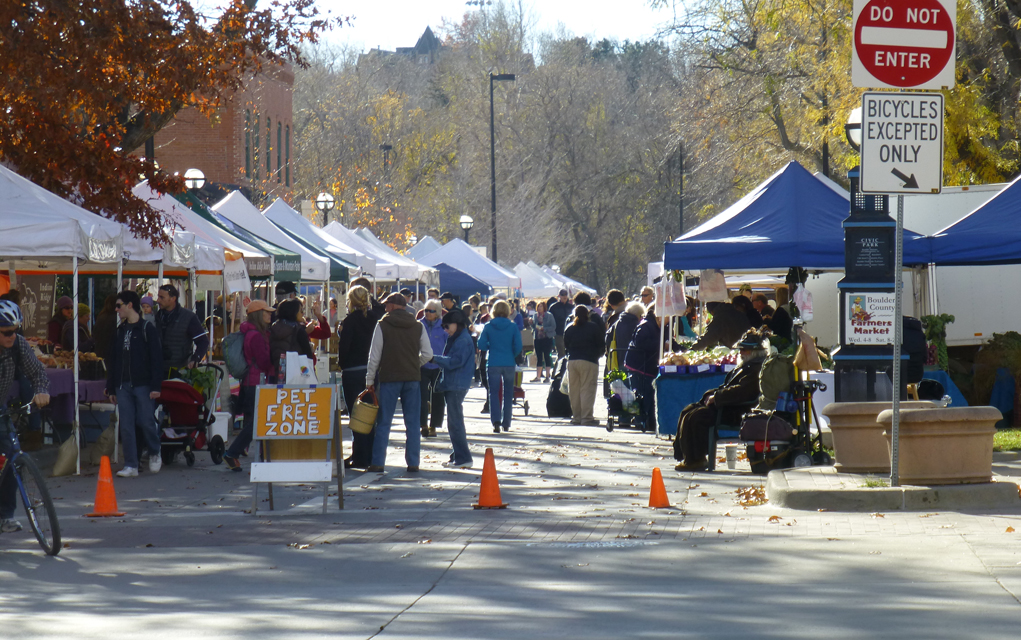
[852,0,956,90]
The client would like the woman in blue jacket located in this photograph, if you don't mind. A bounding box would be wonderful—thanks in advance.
[477,300,522,433]
[431,310,476,468]
[419,299,448,438]
[625,306,661,433]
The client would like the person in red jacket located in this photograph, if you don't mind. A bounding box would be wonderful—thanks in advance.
[223,300,273,472]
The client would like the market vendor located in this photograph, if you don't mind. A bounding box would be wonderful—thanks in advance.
[47,296,73,344]
[61,303,96,352]
[673,328,769,471]
[691,301,752,351]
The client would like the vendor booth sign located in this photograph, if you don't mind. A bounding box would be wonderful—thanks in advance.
[845,292,896,345]
[17,275,55,340]
[223,256,252,295]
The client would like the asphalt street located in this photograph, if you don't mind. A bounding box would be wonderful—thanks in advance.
[3,380,1021,639]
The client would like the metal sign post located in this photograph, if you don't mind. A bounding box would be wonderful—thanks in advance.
[890,195,904,486]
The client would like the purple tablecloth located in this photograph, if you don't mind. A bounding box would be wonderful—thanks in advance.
[7,368,108,424]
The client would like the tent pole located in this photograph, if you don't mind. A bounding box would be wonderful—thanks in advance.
[113,259,123,464]
[73,257,80,475]
[157,261,164,289]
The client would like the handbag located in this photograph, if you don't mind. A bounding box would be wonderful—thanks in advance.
[739,411,796,442]
[349,389,378,434]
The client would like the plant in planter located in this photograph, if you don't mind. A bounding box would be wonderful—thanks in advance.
[974,331,1021,427]
[921,313,955,371]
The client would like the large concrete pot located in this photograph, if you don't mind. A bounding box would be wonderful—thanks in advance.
[822,401,938,473]
[878,407,1001,485]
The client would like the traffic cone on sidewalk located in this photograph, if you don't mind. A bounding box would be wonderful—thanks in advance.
[86,456,125,517]
[649,467,671,509]
[473,447,508,509]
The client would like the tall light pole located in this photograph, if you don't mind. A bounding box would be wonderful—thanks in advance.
[315,191,335,225]
[460,214,474,243]
[489,72,515,262]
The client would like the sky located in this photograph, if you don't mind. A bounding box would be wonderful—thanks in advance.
[317,0,678,54]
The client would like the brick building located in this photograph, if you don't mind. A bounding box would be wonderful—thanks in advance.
[151,63,294,204]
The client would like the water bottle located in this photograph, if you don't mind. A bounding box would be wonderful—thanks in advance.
[277,353,286,384]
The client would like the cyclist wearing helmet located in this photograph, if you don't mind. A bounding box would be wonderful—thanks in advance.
[0,300,50,533]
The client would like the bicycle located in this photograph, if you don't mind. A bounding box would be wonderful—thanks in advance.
[0,402,61,555]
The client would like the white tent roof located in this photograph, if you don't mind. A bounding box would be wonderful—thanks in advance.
[321,222,404,281]
[540,265,596,296]
[0,164,122,263]
[263,199,375,276]
[415,238,520,290]
[353,228,439,285]
[406,235,443,261]
[514,261,562,298]
[213,191,330,281]
[132,182,270,276]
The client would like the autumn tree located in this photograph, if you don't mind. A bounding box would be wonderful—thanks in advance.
[0,0,338,241]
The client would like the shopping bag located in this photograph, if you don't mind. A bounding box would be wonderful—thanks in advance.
[560,365,570,394]
[52,429,79,477]
[88,423,117,466]
[349,389,378,434]
[793,328,823,372]
[285,351,317,384]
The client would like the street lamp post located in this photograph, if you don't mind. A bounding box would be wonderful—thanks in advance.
[489,72,515,263]
[460,214,474,243]
[183,168,206,190]
[314,191,335,225]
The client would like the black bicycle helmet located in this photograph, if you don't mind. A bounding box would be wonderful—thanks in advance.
[0,300,23,328]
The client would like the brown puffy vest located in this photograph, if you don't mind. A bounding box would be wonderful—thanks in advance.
[378,308,423,383]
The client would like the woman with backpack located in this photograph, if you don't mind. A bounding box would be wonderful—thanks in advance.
[223,300,273,472]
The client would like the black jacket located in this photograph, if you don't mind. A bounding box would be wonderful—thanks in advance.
[269,320,314,370]
[564,319,604,364]
[693,302,752,351]
[608,312,641,361]
[105,319,164,394]
[338,308,380,370]
[548,301,574,336]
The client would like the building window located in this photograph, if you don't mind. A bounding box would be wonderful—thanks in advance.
[244,110,251,178]
[277,122,282,184]
[253,113,260,181]
[285,125,290,187]
[266,117,271,176]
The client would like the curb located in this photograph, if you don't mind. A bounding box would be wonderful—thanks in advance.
[766,468,1021,511]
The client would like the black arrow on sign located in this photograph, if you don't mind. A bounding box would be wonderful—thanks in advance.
[891,168,919,189]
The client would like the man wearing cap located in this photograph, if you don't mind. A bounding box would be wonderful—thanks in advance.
[155,284,209,375]
[673,328,769,471]
[439,292,457,313]
[364,293,434,473]
[274,281,298,306]
[547,289,574,359]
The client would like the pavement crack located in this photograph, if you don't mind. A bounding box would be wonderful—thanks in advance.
[367,541,470,639]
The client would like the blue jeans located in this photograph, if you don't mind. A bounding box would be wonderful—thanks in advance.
[372,380,422,468]
[443,389,472,465]
[226,385,255,459]
[488,366,516,428]
[0,417,16,519]
[117,384,161,468]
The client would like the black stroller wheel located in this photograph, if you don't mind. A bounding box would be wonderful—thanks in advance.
[606,416,614,432]
[161,448,177,466]
[793,453,812,468]
[184,450,196,467]
[812,450,833,466]
[209,435,225,465]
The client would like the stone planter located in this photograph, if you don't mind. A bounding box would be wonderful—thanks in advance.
[878,407,1001,485]
[822,401,938,473]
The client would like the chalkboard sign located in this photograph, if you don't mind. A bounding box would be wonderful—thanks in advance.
[845,226,895,282]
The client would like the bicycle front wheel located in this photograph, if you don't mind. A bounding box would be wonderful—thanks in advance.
[15,455,61,556]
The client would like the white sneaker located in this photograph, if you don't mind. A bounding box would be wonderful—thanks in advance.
[441,460,474,469]
[148,454,162,474]
[0,518,23,533]
[116,466,138,478]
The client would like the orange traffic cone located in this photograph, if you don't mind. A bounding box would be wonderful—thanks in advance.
[86,456,125,517]
[473,447,508,509]
[649,467,671,509]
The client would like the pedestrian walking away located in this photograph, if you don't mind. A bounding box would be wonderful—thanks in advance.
[564,304,603,426]
[337,286,380,470]
[105,291,165,478]
[365,293,434,473]
[477,300,522,433]
[548,289,574,360]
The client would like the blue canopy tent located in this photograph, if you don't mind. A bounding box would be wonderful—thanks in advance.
[928,173,1021,265]
[663,161,931,271]
[434,262,494,303]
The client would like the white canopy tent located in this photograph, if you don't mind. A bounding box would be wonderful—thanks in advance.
[213,191,330,282]
[321,222,410,282]
[353,228,439,286]
[414,238,520,291]
[406,235,443,261]
[262,199,376,277]
[514,261,562,298]
[540,265,596,296]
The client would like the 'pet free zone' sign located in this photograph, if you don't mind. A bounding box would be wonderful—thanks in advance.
[254,386,334,439]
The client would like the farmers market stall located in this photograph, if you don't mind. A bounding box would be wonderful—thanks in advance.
[655,347,737,437]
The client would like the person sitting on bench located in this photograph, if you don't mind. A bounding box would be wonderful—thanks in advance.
[673,328,770,471]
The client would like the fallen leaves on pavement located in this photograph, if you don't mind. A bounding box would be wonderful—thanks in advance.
[736,485,767,506]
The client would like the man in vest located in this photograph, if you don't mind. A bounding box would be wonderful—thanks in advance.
[364,293,434,473]
[155,284,209,375]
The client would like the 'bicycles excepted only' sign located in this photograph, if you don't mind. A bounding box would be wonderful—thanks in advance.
[860,92,944,194]
[254,386,335,439]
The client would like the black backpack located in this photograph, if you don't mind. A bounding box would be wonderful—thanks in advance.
[546,357,573,418]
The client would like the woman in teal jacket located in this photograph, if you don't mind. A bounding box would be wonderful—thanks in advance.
[477,300,522,433]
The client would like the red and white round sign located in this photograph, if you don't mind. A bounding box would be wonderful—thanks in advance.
[853,0,955,88]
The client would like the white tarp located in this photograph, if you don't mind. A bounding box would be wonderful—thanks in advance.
[514,261,562,298]
[540,265,596,296]
[263,199,375,276]
[406,235,443,261]
[321,222,411,282]
[353,228,439,285]
[213,191,330,282]
[0,163,122,263]
[414,238,519,291]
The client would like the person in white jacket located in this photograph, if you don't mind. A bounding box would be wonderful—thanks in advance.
[364,293,433,473]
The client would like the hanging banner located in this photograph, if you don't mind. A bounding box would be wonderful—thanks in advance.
[18,275,56,340]
[845,291,896,345]
[223,257,252,295]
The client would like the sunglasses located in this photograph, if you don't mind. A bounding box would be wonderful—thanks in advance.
[424,310,437,314]
[0,329,17,337]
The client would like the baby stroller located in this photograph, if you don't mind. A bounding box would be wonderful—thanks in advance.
[605,348,647,432]
[493,367,530,416]
[157,363,226,467]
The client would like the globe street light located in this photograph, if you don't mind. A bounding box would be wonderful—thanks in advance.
[183,168,206,190]
[314,191,335,225]
[845,106,862,152]
[460,214,474,243]
[489,71,516,263]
